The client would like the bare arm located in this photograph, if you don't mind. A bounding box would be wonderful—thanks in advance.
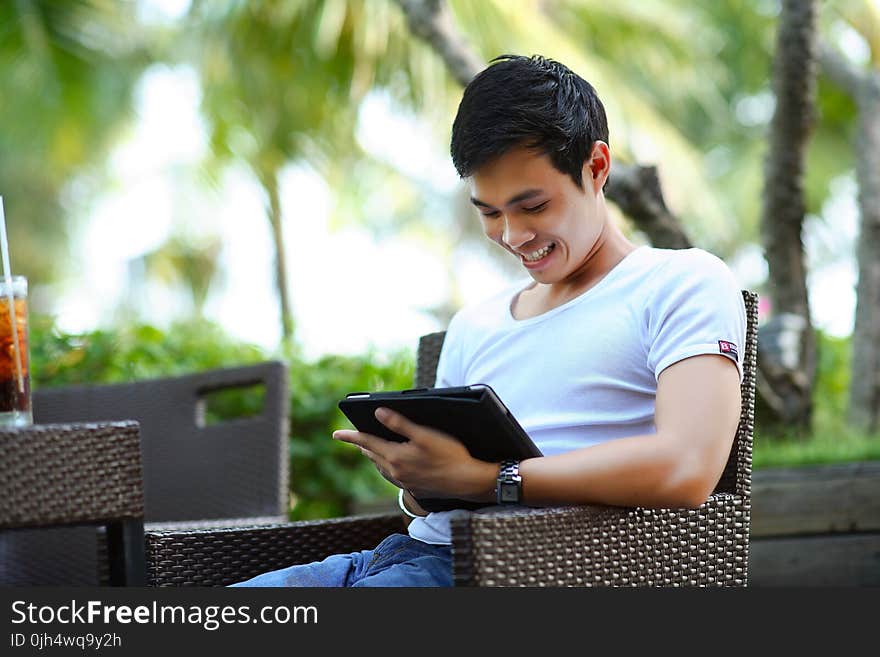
[334,353,741,510]
[516,354,741,509]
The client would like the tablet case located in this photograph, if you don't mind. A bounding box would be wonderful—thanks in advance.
[338,384,542,511]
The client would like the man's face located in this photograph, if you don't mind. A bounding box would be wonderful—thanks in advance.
[468,144,606,285]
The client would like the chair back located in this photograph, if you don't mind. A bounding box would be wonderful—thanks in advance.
[33,361,289,522]
[415,290,758,498]
[0,421,145,586]
[716,290,757,497]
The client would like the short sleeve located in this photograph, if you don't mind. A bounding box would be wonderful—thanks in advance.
[644,250,747,382]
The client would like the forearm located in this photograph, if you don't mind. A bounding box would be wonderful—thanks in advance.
[510,356,740,510]
[463,431,718,510]
[454,357,739,510]
[518,432,714,509]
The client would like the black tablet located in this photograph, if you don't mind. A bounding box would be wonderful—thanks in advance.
[338,384,542,512]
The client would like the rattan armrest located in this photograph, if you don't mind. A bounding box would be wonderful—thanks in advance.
[450,493,749,587]
[145,515,288,532]
[145,513,406,586]
[147,495,749,587]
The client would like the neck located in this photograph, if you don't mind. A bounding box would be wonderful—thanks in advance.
[552,213,636,301]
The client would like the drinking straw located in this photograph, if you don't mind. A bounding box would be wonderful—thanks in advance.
[0,196,24,393]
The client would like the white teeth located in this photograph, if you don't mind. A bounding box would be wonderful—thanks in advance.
[523,243,555,262]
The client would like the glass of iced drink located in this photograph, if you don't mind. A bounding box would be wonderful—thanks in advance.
[0,275,31,427]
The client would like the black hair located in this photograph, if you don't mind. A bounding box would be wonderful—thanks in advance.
[450,54,609,189]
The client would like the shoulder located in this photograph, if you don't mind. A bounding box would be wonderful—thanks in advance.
[635,248,744,330]
[642,246,734,276]
[639,247,739,294]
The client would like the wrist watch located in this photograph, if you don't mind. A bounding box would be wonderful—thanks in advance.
[496,460,522,504]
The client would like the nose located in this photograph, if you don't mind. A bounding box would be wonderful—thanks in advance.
[500,215,535,250]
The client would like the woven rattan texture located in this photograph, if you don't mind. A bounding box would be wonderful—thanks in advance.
[450,498,748,586]
[144,291,756,587]
[715,290,758,497]
[33,361,288,522]
[21,363,286,586]
[0,421,143,528]
[415,332,446,388]
[449,291,757,587]
[146,513,406,586]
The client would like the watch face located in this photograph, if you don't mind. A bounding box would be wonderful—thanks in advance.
[500,482,519,503]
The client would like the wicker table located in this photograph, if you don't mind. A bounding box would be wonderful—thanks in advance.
[0,420,146,586]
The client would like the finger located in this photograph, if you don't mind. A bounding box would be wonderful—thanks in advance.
[355,446,399,485]
[358,445,391,472]
[374,407,432,443]
[332,429,390,457]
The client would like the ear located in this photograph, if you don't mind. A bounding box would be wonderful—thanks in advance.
[582,141,610,193]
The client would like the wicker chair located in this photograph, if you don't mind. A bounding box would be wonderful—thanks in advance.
[2,361,288,585]
[0,421,145,586]
[146,291,757,587]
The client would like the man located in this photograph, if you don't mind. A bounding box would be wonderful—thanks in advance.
[232,54,745,587]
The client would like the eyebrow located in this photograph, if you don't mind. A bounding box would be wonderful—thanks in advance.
[469,189,544,209]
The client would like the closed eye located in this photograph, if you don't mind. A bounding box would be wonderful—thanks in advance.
[480,210,501,218]
[523,201,548,213]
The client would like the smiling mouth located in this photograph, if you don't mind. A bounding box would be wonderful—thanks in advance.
[521,243,555,262]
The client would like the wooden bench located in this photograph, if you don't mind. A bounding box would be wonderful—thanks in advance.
[749,461,880,586]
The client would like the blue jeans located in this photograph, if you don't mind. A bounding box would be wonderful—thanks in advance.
[229,533,453,587]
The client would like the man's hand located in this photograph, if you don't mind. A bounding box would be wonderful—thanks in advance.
[332,407,497,502]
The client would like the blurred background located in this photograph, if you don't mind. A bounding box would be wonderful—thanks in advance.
[2,0,878,519]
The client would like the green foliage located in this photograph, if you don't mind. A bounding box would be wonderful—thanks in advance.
[30,315,265,387]
[813,329,852,429]
[754,329,880,468]
[30,314,414,520]
[31,314,878,511]
[0,1,153,284]
[753,427,880,469]
[287,348,414,519]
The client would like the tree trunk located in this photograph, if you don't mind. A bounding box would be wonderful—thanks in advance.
[261,169,295,342]
[820,46,880,433]
[850,76,880,432]
[394,0,484,88]
[758,0,818,432]
[605,165,692,249]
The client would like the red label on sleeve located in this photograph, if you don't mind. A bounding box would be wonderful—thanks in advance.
[718,340,738,359]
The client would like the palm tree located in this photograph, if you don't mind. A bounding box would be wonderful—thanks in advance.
[135,234,223,318]
[757,0,820,432]
[819,2,880,432]
[184,0,748,341]
[183,0,457,342]
[0,1,151,288]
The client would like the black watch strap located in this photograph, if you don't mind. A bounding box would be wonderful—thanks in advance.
[496,459,522,504]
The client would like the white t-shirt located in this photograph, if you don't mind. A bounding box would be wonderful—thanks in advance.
[407,246,747,545]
